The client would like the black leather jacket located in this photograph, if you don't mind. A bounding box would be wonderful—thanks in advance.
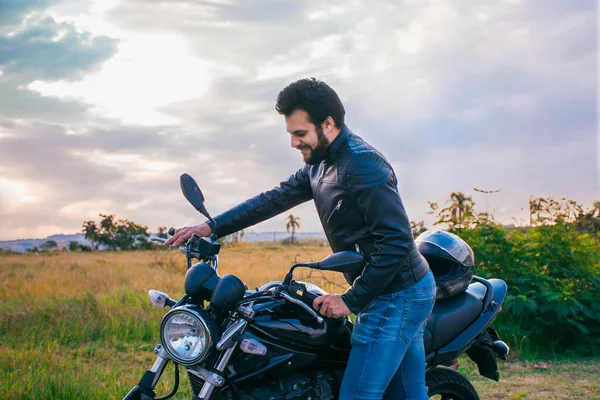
[212,125,429,313]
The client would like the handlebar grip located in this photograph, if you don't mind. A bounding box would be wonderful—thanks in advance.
[288,282,320,307]
[301,290,319,307]
[168,227,176,236]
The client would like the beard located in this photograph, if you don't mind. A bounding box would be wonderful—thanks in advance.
[301,126,330,165]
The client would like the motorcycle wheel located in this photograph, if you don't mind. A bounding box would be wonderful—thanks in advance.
[426,366,480,400]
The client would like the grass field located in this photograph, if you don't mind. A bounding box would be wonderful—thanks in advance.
[1,244,598,399]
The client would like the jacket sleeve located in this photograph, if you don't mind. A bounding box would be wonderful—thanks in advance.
[211,166,313,238]
[340,153,415,314]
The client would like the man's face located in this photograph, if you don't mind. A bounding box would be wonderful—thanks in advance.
[285,109,330,165]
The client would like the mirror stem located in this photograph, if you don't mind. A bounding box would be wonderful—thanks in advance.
[283,271,294,286]
[283,263,311,286]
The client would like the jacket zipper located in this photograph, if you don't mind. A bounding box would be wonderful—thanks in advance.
[326,199,343,224]
[356,298,377,315]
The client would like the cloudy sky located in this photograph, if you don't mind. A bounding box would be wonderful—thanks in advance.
[0,0,596,241]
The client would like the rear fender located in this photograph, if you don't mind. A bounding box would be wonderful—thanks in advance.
[466,328,502,381]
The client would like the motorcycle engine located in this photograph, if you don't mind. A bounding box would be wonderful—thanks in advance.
[239,371,335,400]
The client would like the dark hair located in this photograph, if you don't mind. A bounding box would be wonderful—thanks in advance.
[275,77,345,129]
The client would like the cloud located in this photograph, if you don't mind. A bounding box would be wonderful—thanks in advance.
[29,32,210,125]
[0,3,118,125]
[0,0,120,239]
[0,114,306,240]
[0,0,596,240]
[0,16,116,80]
[104,0,596,142]
[0,0,55,26]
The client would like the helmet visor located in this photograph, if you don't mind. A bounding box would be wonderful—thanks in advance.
[416,230,473,265]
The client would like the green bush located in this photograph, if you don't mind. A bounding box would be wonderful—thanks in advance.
[432,195,600,355]
[456,221,600,354]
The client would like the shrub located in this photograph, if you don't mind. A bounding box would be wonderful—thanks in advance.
[441,198,600,355]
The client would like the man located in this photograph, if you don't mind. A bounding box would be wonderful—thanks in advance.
[166,78,436,399]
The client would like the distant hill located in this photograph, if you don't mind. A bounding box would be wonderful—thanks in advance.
[0,233,91,252]
[0,231,326,252]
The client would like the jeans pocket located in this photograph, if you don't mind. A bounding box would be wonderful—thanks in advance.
[399,297,434,344]
[351,298,394,346]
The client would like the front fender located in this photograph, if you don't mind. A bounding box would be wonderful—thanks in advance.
[123,371,157,400]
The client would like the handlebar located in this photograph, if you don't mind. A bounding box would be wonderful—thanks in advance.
[283,281,324,323]
[150,235,167,244]
[287,281,319,307]
[164,227,323,321]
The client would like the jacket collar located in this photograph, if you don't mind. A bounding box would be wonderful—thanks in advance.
[324,124,350,163]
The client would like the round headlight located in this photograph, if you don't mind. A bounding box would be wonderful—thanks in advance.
[160,306,214,365]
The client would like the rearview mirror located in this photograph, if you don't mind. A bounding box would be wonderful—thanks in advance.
[180,173,210,219]
[310,251,365,274]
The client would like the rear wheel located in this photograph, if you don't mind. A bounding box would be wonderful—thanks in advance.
[426,366,480,400]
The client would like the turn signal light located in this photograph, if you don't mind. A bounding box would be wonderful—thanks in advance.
[148,289,169,308]
[240,338,267,355]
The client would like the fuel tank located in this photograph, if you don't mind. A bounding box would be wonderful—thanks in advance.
[230,294,352,386]
[248,295,352,350]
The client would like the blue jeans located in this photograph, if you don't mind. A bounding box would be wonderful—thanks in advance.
[339,270,436,400]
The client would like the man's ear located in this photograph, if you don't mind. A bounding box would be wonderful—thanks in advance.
[322,116,335,134]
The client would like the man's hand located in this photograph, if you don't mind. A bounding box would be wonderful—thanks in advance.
[313,294,351,319]
[164,224,212,247]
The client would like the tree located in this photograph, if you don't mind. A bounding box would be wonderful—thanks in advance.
[529,197,548,226]
[82,220,99,250]
[285,214,301,245]
[447,192,474,228]
[79,244,92,252]
[68,240,92,252]
[410,220,427,237]
[40,240,58,251]
[593,200,600,218]
[575,199,600,233]
[68,241,79,252]
[82,214,150,250]
[432,192,476,229]
[156,226,168,239]
[528,196,585,226]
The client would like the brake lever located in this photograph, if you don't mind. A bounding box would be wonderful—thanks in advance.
[280,291,324,324]
[150,235,167,245]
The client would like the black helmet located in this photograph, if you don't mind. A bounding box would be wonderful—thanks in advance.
[415,230,474,301]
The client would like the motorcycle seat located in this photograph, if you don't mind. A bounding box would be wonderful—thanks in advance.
[424,282,485,352]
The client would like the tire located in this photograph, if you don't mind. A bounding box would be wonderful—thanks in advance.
[426,366,480,400]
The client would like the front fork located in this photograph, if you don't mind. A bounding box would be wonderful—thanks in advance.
[123,345,171,400]
[190,344,238,399]
[124,343,239,400]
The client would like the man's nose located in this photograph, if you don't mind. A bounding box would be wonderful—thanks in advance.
[291,136,301,148]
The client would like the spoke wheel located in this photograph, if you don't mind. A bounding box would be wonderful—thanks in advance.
[426,366,480,400]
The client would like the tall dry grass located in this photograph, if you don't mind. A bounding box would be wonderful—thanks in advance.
[0,243,344,399]
[1,243,344,301]
[2,245,598,399]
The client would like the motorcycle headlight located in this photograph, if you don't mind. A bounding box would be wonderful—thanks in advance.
[159,306,216,366]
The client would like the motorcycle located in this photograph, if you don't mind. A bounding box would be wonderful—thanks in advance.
[124,173,509,400]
